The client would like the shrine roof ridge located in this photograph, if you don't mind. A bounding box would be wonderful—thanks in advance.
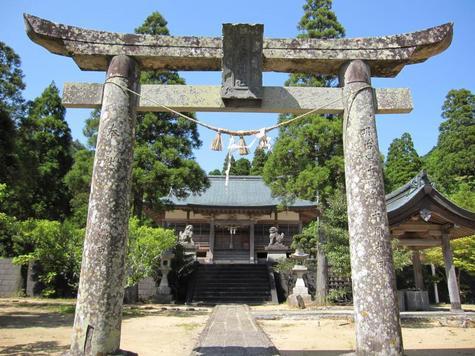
[24,14,453,77]
[164,175,315,209]
[386,171,475,237]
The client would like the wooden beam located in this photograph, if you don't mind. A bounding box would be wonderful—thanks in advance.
[391,222,446,233]
[396,238,441,247]
[62,83,412,114]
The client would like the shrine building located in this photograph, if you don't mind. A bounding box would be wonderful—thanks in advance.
[147,175,318,264]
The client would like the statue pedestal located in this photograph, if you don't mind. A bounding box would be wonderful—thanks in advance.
[405,290,429,311]
[181,242,197,260]
[287,265,312,307]
[265,244,288,264]
[154,267,173,304]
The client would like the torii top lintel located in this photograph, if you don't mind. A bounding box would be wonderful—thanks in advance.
[24,14,452,78]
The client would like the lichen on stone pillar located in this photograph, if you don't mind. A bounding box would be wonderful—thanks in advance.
[70,55,139,355]
[340,60,403,355]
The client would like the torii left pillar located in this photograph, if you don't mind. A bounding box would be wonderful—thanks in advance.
[70,55,139,355]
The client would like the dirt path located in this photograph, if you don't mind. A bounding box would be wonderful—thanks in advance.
[259,319,475,356]
[1,299,475,355]
[0,299,209,356]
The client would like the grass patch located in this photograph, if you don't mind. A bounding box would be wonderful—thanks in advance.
[177,322,202,331]
[53,304,76,314]
[401,319,436,328]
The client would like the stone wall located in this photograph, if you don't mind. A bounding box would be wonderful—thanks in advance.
[0,258,22,297]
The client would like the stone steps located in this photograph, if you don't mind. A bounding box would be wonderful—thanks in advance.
[190,263,272,305]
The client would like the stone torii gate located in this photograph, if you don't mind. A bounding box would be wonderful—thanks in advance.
[24,14,452,356]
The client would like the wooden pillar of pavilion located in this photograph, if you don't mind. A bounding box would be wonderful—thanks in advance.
[412,249,425,290]
[441,230,463,311]
[250,221,255,264]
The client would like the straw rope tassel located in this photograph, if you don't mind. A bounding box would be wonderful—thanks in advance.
[211,131,223,151]
[258,131,269,150]
[238,136,249,155]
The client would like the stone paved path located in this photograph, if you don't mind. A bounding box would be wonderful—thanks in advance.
[191,304,279,356]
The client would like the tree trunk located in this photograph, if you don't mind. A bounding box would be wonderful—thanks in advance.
[315,246,328,305]
[133,189,143,219]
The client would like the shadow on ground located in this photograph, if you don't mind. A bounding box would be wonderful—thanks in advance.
[279,349,475,356]
[0,340,68,355]
[0,311,73,329]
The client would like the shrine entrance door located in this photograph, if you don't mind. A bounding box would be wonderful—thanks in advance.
[214,224,250,263]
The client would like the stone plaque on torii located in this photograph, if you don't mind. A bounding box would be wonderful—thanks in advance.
[24,14,452,356]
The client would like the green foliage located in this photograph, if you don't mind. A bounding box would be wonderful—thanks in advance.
[14,82,73,220]
[0,184,19,257]
[233,158,251,175]
[0,43,24,187]
[263,115,344,203]
[83,109,100,149]
[83,13,209,218]
[449,183,475,212]
[385,132,422,192]
[222,155,252,176]
[424,236,475,276]
[298,0,345,39]
[126,217,176,287]
[287,0,345,88]
[250,148,269,175]
[222,155,235,174]
[134,11,170,36]
[294,188,411,277]
[319,188,350,276]
[263,1,345,204]
[0,108,18,185]
[273,257,299,274]
[12,219,84,297]
[208,169,221,175]
[392,241,412,272]
[0,41,25,117]
[64,149,95,227]
[424,89,475,193]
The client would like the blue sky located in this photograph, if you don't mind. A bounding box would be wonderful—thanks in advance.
[2,0,474,173]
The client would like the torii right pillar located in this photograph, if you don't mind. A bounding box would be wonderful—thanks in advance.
[340,60,403,355]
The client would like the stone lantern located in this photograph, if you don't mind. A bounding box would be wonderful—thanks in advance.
[155,249,175,303]
[287,247,312,307]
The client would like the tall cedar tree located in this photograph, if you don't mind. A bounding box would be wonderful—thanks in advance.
[64,148,94,226]
[263,0,345,304]
[15,83,73,220]
[0,42,25,186]
[233,158,251,176]
[250,149,269,175]
[81,12,209,220]
[384,132,422,192]
[221,155,251,176]
[263,0,345,204]
[424,89,475,194]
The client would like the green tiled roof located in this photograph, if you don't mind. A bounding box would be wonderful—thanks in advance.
[165,176,315,208]
[385,171,475,236]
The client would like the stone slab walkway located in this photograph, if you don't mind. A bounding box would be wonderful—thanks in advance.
[191,304,279,356]
[252,308,475,325]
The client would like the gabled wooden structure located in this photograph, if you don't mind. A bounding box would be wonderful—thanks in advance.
[387,171,475,311]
